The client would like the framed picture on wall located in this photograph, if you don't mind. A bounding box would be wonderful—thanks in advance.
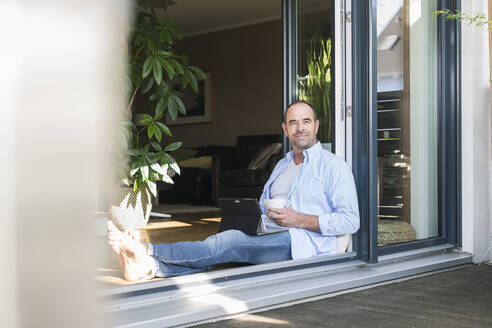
[167,72,213,125]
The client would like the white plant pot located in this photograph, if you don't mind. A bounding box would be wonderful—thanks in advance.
[109,185,153,231]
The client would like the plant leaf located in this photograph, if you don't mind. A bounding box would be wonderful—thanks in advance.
[156,50,172,57]
[154,110,163,121]
[147,122,156,139]
[156,96,167,115]
[149,92,160,101]
[164,141,182,152]
[161,152,176,165]
[187,70,198,92]
[150,163,166,175]
[161,173,174,184]
[160,30,171,42]
[130,167,139,177]
[172,94,186,114]
[151,141,162,151]
[188,66,207,79]
[169,161,180,175]
[147,180,157,197]
[152,59,163,85]
[142,56,153,79]
[131,160,140,170]
[154,125,162,142]
[141,76,154,94]
[167,96,178,121]
[140,165,149,179]
[160,58,175,80]
[155,121,172,136]
[138,113,153,125]
[181,73,189,88]
[170,58,184,75]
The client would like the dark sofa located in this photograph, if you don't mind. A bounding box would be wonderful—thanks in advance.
[157,145,235,205]
[212,134,283,202]
[157,135,283,205]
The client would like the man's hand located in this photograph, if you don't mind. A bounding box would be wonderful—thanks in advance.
[267,207,320,232]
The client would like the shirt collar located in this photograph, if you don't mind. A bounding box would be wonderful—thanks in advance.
[285,141,322,163]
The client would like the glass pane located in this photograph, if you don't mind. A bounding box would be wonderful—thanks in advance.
[296,0,333,148]
[376,0,439,246]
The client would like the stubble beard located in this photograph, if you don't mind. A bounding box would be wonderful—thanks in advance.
[290,133,315,150]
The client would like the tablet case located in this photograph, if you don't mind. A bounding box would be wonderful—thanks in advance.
[217,198,263,235]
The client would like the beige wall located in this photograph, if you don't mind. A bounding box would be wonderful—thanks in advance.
[169,20,283,147]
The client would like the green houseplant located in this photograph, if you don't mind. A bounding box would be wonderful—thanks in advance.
[111,0,206,230]
[298,33,332,145]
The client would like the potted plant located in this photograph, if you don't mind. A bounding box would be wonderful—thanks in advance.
[110,0,206,231]
[298,33,332,148]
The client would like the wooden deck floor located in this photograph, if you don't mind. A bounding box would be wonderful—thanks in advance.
[199,264,492,328]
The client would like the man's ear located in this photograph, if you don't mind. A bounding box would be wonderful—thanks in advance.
[315,120,319,135]
[281,122,287,136]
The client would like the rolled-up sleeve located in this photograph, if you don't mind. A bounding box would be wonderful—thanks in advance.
[318,162,360,236]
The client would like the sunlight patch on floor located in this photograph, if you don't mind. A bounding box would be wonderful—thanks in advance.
[144,221,193,229]
[178,278,249,314]
[234,314,291,325]
[200,217,221,222]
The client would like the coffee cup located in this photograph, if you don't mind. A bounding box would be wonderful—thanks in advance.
[264,198,290,211]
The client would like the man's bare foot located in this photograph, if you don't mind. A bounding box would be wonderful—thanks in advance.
[118,231,154,281]
[107,220,124,255]
[107,221,141,254]
[107,220,152,280]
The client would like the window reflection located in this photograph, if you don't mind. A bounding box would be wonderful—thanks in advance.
[377,0,439,246]
[297,0,333,147]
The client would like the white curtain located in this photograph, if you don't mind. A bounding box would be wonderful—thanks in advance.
[0,1,129,327]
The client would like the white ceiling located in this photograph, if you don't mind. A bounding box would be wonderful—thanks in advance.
[160,0,282,37]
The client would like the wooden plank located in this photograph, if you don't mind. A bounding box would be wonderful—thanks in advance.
[201,265,492,328]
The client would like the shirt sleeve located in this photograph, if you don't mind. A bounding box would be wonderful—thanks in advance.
[317,161,360,236]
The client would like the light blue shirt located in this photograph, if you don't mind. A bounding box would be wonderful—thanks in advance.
[259,142,360,259]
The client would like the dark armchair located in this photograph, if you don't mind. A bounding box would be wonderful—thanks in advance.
[212,134,283,202]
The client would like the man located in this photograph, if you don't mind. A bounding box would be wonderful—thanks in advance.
[108,101,360,281]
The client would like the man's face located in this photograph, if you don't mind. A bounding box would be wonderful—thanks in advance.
[282,103,319,150]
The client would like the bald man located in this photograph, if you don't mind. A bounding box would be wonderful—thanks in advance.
[109,101,360,281]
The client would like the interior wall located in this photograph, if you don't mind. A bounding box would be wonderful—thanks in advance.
[169,19,283,147]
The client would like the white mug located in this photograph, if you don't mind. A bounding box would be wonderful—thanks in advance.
[264,198,291,210]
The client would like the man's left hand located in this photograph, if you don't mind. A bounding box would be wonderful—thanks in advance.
[267,207,320,232]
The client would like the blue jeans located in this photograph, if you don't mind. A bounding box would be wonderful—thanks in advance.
[150,230,292,277]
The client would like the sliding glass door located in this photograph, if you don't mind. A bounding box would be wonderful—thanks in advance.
[288,0,349,161]
[350,0,459,260]
[376,0,440,247]
[287,0,459,260]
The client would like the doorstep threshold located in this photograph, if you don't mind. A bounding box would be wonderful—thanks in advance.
[102,245,471,328]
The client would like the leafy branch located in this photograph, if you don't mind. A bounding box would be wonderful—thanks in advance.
[433,9,492,29]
